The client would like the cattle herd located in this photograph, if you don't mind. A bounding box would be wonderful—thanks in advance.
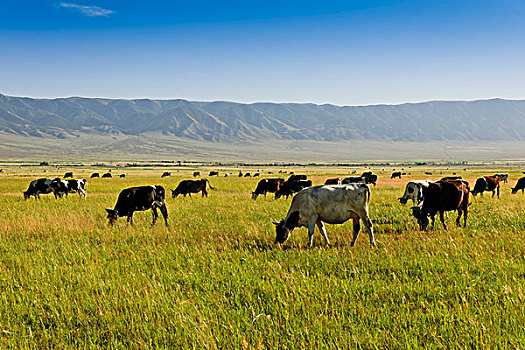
[19,169,525,247]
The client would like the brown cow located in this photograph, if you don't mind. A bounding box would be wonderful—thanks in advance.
[251,178,285,199]
[411,179,470,230]
[324,178,342,185]
[471,175,501,198]
[171,179,214,198]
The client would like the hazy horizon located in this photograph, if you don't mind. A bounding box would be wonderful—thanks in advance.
[2,1,525,105]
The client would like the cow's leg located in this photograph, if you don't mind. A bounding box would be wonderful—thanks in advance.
[463,207,468,227]
[202,189,207,197]
[159,204,169,226]
[497,185,500,198]
[363,216,375,246]
[151,207,158,226]
[316,219,330,245]
[307,221,316,247]
[79,188,86,198]
[188,193,192,198]
[350,217,360,247]
[456,210,462,227]
[439,211,448,230]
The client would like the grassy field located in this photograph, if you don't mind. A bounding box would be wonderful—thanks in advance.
[1,165,525,348]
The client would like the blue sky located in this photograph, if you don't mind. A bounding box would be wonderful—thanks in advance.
[1,0,524,105]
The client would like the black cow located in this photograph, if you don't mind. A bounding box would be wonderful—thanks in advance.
[238,171,243,177]
[90,173,100,178]
[411,179,470,230]
[342,176,366,184]
[106,185,168,226]
[362,173,378,186]
[171,179,214,198]
[119,174,126,178]
[23,178,60,200]
[511,177,525,194]
[471,175,501,198]
[64,172,73,179]
[253,173,260,177]
[193,171,200,177]
[209,171,219,176]
[288,174,307,182]
[252,178,284,199]
[244,173,252,177]
[275,180,312,199]
[391,172,402,179]
[102,173,112,178]
[161,172,171,178]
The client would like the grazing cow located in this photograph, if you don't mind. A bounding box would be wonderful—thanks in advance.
[106,185,168,226]
[391,172,402,179]
[361,171,372,177]
[171,179,215,198]
[238,172,243,177]
[161,172,171,178]
[288,174,307,181]
[362,173,378,186]
[119,174,126,178]
[90,173,100,178]
[23,178,60,199]
[244,173,252,177]
[275,180,312,199]
[495,173,508,184]
[251,178,285,199]
[398,180,434,206]
[209,171,219,176]
[471,175,501,198]
[511,177,525,194]
[102,173,112,178]
[53,179,87,199]
[253,173,260,177]
[342,176,366,185]
[411,179,470,230]
[64,172,73,179]
[273,184,375,247]
[324,178,342,185]
[193,171,200,177]
[425,172,433,175]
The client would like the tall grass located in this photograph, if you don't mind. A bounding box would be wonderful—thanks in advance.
[1,167,525,348]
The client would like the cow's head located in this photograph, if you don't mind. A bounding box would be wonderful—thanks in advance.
[170,189,179,198]
[23,191,30,200]
[511,187,518,194]
[273,211,300,244]
[251,191,258,200]
[106,209,118,225]
[411,206,429,230]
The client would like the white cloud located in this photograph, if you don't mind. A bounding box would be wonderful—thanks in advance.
[59,2,115,17]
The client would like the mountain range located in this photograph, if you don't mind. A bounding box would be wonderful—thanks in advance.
[2,94,525,142]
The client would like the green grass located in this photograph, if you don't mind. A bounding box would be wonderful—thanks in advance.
[1,167,525,348]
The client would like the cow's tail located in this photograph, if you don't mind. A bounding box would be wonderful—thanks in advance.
[205,179,215,190]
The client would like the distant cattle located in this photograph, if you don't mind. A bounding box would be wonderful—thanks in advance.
[511,177,525,194]
[244,173,252,177]
[224,173,230,177]
[238,172,244,177]
[275,179,312,199]
[342,176,366,185]
[209,171,219,176]
[399,180,434,206]
[64,172,73,179]
[273,184,375,247]
[161,172,171,178]
[471,175,501,198]
[495,173,508,184]
[411,179,470,230]
[251,178,284,200]
[119,174,126,178]
[171,179,215,198]
[23,178,60,200]
[324,178,342,185]
[53,179,87,199]
[193,171,200,177]
[102,173,112,178]
[288,174,307,182]
[106,185,168,226]
[391,172,402,179]
[90,173,100,178]
[361,173,378,186]
[253,173,260,177]
[425,172,433,175]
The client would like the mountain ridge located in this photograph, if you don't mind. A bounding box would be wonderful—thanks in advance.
[1,93,525,142]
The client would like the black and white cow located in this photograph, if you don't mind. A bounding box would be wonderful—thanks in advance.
[23,178,61,199]
[106,185,168,226]
[53,179,87,199]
